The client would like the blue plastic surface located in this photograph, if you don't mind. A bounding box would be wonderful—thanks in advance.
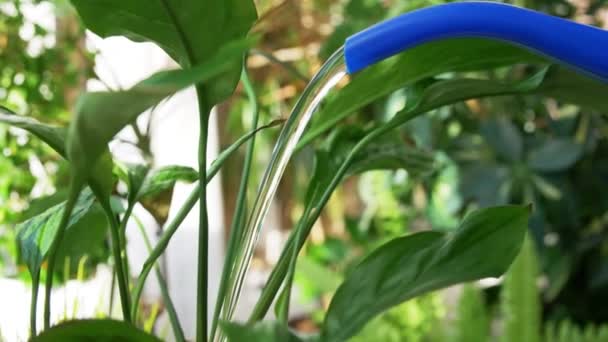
[344,2,608,80]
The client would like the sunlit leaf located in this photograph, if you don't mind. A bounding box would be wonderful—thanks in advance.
[69,0,257,103]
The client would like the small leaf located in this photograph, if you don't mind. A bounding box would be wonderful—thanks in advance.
[138,165,198,200]
[17,188,96,277]
[67,39,253,186]
[322,206,529,341]
[31,319,160,341]
[527,139,583,172]
[480,117,524,162]
[0,106,67,157]
[221,321,304,342]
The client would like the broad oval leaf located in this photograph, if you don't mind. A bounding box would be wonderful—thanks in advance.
[527,139,583,172]
[32,319,160,341]
[322,205,530,341]
[17,188,97,277]
[69,0,257,103]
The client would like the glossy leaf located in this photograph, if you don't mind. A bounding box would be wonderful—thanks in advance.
[221,321,303,342]
[67,39,252,186]
[32,319,160,341]
[299,38,545,147]
[69,0,257,103]
[16,188,96,277]
[527,139,583,172]
[301,39,608,148]
[323,206,529,341]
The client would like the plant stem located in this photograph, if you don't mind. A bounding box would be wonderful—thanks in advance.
[195,85,211,342]
[30,271,40,336]
[133,215,186,342]
[210,66,259,340]
[131,120,282,320]
[132,183,200,319]
[44,187,79,329]
[249,127,391,322]
[94,188,132,323]
[277,196,316,323]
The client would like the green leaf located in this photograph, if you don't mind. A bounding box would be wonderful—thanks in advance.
[480,117,523,162]
[69,0,257,103]
[67,39,252,186]
[0,107,116,198]
[322,205,530,341]
[55,205,110,275]
[16,188,97,277]
[0,106,67,157]
[501,235,541,342]
[325,125,436,179]
[138,165,198,200]
[31,319,160,341]
[221,321,303,342]
[527,139,583,172]
[299,38,545,147]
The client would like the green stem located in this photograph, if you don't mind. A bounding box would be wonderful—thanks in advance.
[119,204,135,296]
[30,271,40,336]
[131,120,283,320]
[211,66,259,339]
[249,127,391,322]
[195,85,211,342]
[277,196,316,323]
[132,183,200,319]
[133,215,186,342]
[44,186,79,329]
[93,187,132,322]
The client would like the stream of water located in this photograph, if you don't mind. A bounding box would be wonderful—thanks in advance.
[218,47,348,332]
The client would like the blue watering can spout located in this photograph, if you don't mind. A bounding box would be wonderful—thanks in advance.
[344,1,608,81]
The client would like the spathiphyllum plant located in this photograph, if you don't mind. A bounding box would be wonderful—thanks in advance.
[6,0,608,341]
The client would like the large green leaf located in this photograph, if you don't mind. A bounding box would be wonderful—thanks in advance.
[70,0,256,103]
[221,321,303,342]
[299,38,545,147]
[16,188,97,278]
[300,39,608,148]
[322,206,529,341]
[32,319,160,341]
[526,139,583,172]
[67,39,252,185]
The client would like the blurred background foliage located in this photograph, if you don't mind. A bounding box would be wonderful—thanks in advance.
[4,0,608,340]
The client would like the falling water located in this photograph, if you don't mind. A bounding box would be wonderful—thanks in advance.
[218,47,348,330]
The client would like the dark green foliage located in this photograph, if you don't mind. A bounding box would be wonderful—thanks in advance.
[323,206,529,341]
[31,319,160,341]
